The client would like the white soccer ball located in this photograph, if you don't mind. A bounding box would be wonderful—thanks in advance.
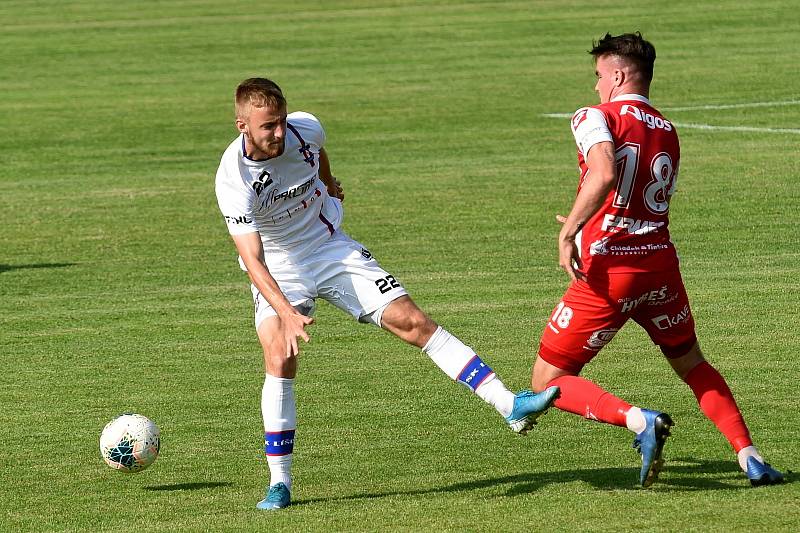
[100,413,161,473]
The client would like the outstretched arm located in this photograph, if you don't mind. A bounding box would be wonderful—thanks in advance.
[557,140,617,282]
[231,231,313,357]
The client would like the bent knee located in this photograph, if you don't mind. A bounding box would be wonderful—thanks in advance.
[395,311,434,335]
[531,355,573,393]
[382,298,429,331]
[263,347,297,377]
[259,330,298,377]
[381,298,437,346]
[531,376,551,394]
[666,342,705,379]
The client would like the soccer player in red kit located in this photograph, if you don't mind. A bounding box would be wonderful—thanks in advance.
[531,32,784,487]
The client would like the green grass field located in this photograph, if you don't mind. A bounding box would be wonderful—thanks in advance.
[2,0,798,530]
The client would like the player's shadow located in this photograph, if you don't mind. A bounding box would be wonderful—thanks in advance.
[502,456,759,495]
[0,262,76,273]
[296,457,785,507]
[144,481,233,491]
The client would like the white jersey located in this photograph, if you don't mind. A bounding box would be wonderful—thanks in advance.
[215,112,343,267]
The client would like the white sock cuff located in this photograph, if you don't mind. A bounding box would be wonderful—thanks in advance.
[421,326,446,353]
[625,407,646,434]
[264,373,294,386]
[737,445,763,472]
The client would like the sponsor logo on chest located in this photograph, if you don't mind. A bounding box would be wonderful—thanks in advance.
[271,177,314,203]
[251,170,273,196]
[250,167,315,209]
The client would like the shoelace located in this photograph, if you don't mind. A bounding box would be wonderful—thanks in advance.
[267,485,286,501]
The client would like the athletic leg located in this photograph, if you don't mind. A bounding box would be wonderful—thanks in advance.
[532,352,673,487]
[255,314,299,510]
[638,268,783,485]
[311,232,558,434]
[668,342,752,451]
[532,355,633,429]
[246,263,317,509]
[666,343,783,485]
[535,277,673,486]
[379,295,559,433]
[534,279,654,431]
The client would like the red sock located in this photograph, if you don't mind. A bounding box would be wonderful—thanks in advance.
[683,361,753,452]
[548,375,630,427]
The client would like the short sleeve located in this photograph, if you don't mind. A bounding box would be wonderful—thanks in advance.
[287,111,326,148]
[215,165,258,235]
[570,107,613,157]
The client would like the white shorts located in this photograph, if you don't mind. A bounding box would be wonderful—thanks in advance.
[251,230,408,329]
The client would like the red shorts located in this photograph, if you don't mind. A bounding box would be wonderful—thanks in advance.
[538,270,697,374]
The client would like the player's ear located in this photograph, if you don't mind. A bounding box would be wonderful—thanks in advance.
[235,117,247,134]
[613,68,625,87]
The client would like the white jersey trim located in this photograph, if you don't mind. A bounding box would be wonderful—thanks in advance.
[571,95,653,157]
[571,107,612,157]
[611,93,650,105]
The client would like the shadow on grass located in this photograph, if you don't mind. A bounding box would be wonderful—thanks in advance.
[144,481,234,492]
[295,456,786,507]
[0,262,76,273]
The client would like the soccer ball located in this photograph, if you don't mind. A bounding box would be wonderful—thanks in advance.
[100,413,161,472]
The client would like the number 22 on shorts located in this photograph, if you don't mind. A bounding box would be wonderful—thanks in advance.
[548,301,573,333]
[374,275,401,294]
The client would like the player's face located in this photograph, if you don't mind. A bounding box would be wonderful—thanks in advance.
[594,55,620,104]
[238,104,287,159]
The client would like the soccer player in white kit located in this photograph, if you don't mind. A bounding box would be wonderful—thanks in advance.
[215,78,560,510]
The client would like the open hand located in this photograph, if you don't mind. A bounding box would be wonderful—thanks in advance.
[281,312,315,358]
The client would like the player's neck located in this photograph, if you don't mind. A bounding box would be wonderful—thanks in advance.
[614,84,649,100]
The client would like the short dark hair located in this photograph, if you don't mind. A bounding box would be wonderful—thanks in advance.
[590,32,656,83]
[235,77,286,119]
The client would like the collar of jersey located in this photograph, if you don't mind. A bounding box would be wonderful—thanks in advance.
[240,134,290,164]
[611,93,650,105]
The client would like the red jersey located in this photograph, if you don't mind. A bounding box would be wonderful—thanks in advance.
[570,94,680,275]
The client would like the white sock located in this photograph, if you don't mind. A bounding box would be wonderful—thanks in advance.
[422,326,514,417]
[262,374,296,491]
[474,375,514,418]
[737,445,763,472]
[625,407,647,434]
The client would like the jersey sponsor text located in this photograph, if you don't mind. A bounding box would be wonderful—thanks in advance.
[620,104,673,131]
[619,285,668,313]
[584,328,619,350]
[272,177,314,204]
[569,95,679,275]
[651,304,692,330]
[224,214,252,225]
[601,214,665,235]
